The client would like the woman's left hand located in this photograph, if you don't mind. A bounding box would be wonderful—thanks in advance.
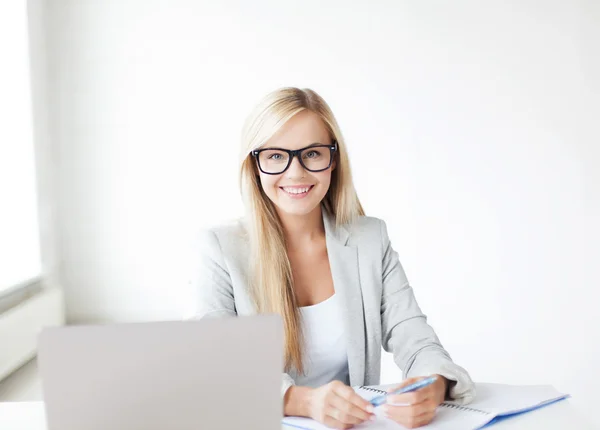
[381,375,448,429]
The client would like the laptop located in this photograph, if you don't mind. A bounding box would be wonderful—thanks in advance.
[37,315,283,430]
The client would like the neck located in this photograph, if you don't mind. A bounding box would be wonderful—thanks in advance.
[278,205,325,247]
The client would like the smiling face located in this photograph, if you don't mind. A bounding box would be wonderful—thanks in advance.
[255,110,336,218]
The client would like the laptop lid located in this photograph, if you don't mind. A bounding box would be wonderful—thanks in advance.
[37,315,282,430]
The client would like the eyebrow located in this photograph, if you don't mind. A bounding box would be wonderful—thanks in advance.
[261,142,329,151]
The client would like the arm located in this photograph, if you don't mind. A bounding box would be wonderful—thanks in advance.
[191,230,375,424]
[189,229,299,400]
[190,229,236,319]
[379,220,476,405]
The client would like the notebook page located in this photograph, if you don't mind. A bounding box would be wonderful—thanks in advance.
[282,386,494,430]
[283,409,493,430]
[444,383,569,416]
[357,388,493,430]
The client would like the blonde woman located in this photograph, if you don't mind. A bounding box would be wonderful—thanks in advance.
[193,87,475,429]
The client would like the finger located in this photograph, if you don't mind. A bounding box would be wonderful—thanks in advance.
[384,408,436,429]
[382,399,438,420]
[401,412,436,429]
[387,388,432,406]
[322,411,354,429]
[386,377,437,405]
[333,383,375,415]
[326,405,363,426]
[328,395,372,424]
[386,377,422,393]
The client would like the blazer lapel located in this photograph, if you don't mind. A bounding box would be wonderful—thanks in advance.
[322,209,366,386]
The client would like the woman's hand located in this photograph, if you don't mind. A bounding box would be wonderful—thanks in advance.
[381,375,448,429]
[308,380,376,429]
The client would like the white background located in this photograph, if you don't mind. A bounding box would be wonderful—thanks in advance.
[28,0,598,424]
[0,2,41,292]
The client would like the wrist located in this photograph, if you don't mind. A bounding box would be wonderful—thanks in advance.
[440,376,455,400]
[284,386,313,417]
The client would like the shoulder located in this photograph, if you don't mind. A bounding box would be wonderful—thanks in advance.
[345,215,390,250]
[193,218,249,258]
[348,215,384,232]
[209,218,248,244]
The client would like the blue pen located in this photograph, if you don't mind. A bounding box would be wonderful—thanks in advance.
[369,376,438,407]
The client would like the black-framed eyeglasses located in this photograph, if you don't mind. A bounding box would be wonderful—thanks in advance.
[251,141,337,175]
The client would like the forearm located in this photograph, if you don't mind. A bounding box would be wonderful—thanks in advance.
[283,385,313,417]
[403,350,475,404]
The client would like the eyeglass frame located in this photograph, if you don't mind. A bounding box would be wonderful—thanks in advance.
[251,141,338,175]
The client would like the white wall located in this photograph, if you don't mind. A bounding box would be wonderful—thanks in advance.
[36,0,598,424]
[0,2,41,291]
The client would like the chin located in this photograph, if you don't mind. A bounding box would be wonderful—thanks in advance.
[276,202,320,217]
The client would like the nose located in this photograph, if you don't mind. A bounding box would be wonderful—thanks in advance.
[286,155,306,179]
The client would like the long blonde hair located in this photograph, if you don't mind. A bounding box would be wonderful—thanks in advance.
[239,87,364,374]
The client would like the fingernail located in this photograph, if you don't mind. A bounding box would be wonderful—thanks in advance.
[381,405,388,414]
[367,405,374,413]
[370,415,377,421]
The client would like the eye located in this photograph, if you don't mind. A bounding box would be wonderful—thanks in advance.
[268,153,284,160]
[304,150,321,159]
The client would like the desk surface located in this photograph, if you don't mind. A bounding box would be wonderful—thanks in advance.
[0,400,595,430]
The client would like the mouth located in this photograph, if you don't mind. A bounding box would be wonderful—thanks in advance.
[279,185,315,198]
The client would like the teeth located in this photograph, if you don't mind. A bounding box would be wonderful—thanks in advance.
[283,186,310,194]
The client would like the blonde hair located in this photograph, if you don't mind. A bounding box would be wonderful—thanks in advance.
[239,87,364,374]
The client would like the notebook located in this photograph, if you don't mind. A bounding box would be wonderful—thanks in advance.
[282,382,570,429]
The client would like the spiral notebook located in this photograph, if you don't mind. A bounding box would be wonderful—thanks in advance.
[282,382,569,429]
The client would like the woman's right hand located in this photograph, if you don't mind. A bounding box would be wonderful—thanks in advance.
[308,380,376,429]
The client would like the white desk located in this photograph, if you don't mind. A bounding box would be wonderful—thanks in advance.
[0,400,596,430]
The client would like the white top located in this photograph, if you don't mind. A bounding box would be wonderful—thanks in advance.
[288,293,350,388]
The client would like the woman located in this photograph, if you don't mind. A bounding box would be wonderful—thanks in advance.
[193,87,475,429]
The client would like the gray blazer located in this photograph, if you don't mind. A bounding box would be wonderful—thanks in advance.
[191,209,476,404]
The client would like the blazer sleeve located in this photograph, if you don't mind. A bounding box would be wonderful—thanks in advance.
[378,219,476,404]
[190,229,296,399]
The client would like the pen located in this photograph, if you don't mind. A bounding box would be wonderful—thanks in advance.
[369,376,438,407]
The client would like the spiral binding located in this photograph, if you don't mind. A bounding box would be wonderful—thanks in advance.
[440,403,488,415]
[358,386,387,395]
